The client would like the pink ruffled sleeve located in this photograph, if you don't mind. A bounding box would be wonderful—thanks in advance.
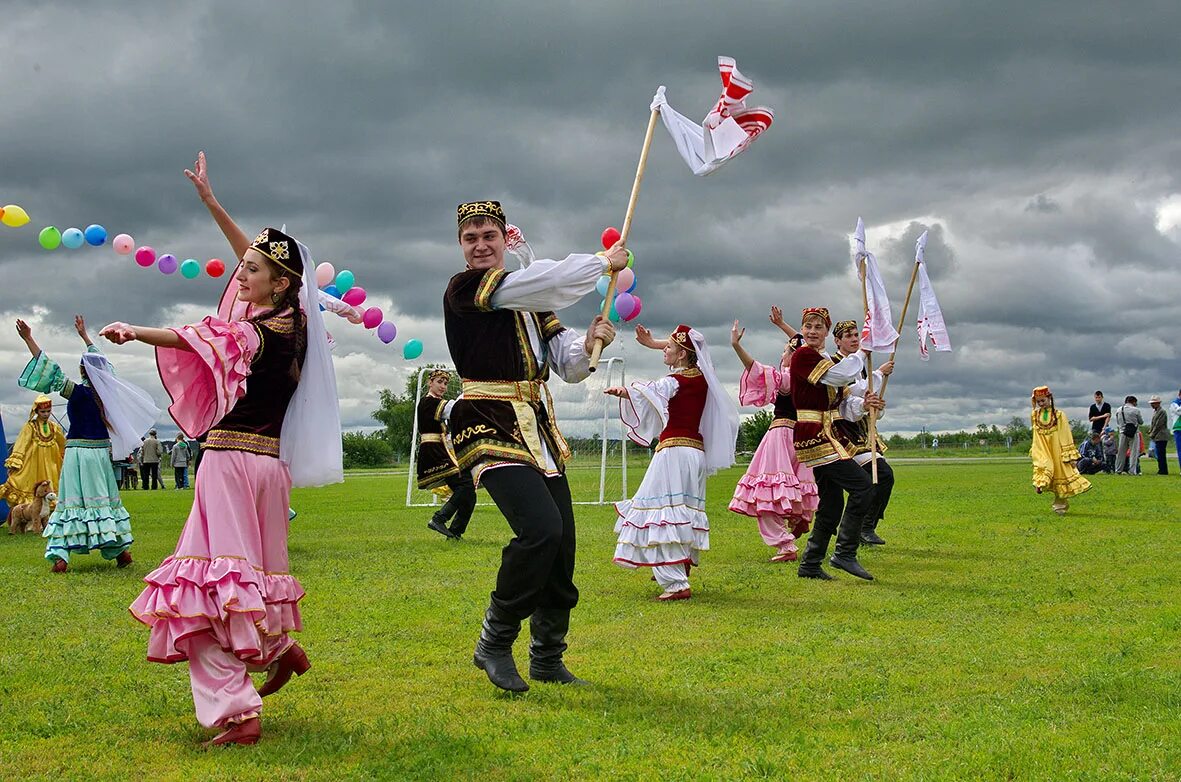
[738,360,786,407]
[156,317,260,437]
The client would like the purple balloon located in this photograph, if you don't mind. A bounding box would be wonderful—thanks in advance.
[614,291,636,320]
[376,321,397,344]
[158,253,178,274]
[622,294,643,322]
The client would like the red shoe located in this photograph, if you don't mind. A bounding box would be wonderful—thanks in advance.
[116,551,133,568]
[257,643,311,697]
[770,551,798,563]
[51,559,68,573]
[202,717,260,748]
[657,588,692,601]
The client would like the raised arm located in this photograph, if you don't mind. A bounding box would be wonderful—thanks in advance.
[769,306,798,338]
[185,151,250,262]
[74,314,95,348]
[730,320,755,370]
[15,319,41,357]
[634,324,669,351]
[99,322,188,350]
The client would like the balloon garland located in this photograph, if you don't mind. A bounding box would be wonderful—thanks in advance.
[1,202,422,353]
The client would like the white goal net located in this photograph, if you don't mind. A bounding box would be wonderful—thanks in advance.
[405,357,636,507]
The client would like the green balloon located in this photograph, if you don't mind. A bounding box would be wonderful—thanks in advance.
[180,258,201,279]
[601,298,621,323]
[38,226,61,250]
[626,249,634,269]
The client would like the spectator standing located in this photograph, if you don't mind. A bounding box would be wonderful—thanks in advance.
[170,432,191,488]
[1088,391,1112,434]
[1077,433,1105,474]
[140,429,162,489]
[1170,389,1181,474]
[1148,396,1168,475]
[1101,428,1117,473]
[126,447,140,489]
[1113,396,1144,475]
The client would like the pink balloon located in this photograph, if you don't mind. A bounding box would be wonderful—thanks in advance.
[112,234,134,255]
[621,294,642,322]
[614,291,636,320]
[362,306,383,329]
[342,287,367,306]
[315,262,336,288]
[616,267,635,293]
[134,246,156,267]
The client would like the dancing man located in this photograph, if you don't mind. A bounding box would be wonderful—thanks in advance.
[444,200,624,692]
[418,368,477,539]
[789,308,883,581]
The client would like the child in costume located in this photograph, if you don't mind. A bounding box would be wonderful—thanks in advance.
[727,311,818,563]
[417,368,476,540]
[607,324,738,600]
[1029,385,1091,514]
[15,316,158,571]
[104,152,342,747]
[0,395,65,523]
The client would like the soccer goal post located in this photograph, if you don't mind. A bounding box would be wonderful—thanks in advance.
[405,357,632,507]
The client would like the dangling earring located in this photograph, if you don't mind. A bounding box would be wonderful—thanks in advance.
[271,292,282,305]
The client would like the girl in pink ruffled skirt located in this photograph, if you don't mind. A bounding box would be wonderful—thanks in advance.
[100,153,341,747]
[728,309,818,563]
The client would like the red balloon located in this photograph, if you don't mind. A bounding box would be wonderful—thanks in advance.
[206,258,226,278]
[601,226,621,250]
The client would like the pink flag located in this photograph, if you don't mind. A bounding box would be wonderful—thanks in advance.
[651,56,775,176]
[851,218,900,352]
[915,231,952,360]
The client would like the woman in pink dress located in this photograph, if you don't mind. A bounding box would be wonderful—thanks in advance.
[100,153,341,747]
[727,309,818,563]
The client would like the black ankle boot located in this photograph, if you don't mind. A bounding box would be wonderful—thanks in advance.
[528,608,586,685]
[830,514,874,580]
[473,603,529,692]
[797,531,834,580]
[861,518,886,546]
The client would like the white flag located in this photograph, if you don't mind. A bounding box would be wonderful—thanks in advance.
[916,240,952,360]
[651,56,774,177]
[851,217,899,352]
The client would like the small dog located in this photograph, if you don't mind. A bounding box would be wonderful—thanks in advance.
[9,481,56,535]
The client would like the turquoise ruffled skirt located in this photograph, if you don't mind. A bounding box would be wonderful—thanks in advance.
[43,441,133,563]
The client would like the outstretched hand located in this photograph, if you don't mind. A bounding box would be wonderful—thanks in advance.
[769,306,784,326]
[184,151,213,201]
[15,318,32,342]
[74,314,91,343]
[99,322,137,345]
[730,319,745,347]
[603,387,628,398]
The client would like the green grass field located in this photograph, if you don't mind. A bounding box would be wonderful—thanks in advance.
[1,463,1179,781]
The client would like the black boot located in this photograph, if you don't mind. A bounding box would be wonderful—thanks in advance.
[427,513,456,539]
[797,531,834,580]
[860,517,886,546]
[473,603,529,692]
[830,514,874,580]
[528,608,586,685]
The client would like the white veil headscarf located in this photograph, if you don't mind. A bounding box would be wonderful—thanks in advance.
[80,352,160,459]
[279,240,343,487]
[688,328,738,475]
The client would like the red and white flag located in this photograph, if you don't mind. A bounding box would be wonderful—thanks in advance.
[651,56,775,176]
[914,230,952,360]
[851,217,899,352]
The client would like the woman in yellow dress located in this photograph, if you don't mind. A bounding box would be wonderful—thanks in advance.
[1029,385,1090,514]
[1,396,67,520]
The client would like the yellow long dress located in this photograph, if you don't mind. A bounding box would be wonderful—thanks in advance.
[1,401,67,511]
[1029,407,1091,499]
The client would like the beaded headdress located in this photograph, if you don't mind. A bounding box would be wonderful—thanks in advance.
[833,319,859,338]
[249,227,304,278]
[33,394,52,411]
[457,200,506,230]
[429,369,451,382]
[801,307,831,328]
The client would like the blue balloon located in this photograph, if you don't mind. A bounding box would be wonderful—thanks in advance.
[595,275,611,297]
[61,228,85,249]
[324,285,341,299]
[84,224,107,246]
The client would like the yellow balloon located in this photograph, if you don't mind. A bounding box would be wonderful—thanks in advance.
[1,204,30,227]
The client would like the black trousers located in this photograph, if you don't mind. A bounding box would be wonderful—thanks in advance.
[434,471,477,535]
[140,462,160,490]
[860,457,894,524]
[809,458,874,560]
[480,466,578,622]
[1154,440,1168,475]
[1077,458,1104,475]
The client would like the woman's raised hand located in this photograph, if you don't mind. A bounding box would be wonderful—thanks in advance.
[730,319,745,347]
[184,151,213,202]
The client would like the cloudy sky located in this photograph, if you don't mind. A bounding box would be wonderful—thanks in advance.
[2,1,1180,442]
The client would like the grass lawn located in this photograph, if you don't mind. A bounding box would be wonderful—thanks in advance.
[1,463,1179,781]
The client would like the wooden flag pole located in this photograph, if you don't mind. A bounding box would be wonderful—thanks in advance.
[860,257,879,484]
[877,259,920,399]
[588,106,662,372]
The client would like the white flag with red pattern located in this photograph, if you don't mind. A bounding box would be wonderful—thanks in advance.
[852,217,900,352]
[651,56,775,176]
[915,231,952,360]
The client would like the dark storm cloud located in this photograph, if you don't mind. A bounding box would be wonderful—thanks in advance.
[2,1,1180,437]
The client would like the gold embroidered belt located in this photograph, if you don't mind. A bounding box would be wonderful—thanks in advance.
[769,417,796,430]
[462,379,571,465]
[655,436,704,453]
[795,410,833,424]
[419,434,444,444]
[205,428,280,458]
